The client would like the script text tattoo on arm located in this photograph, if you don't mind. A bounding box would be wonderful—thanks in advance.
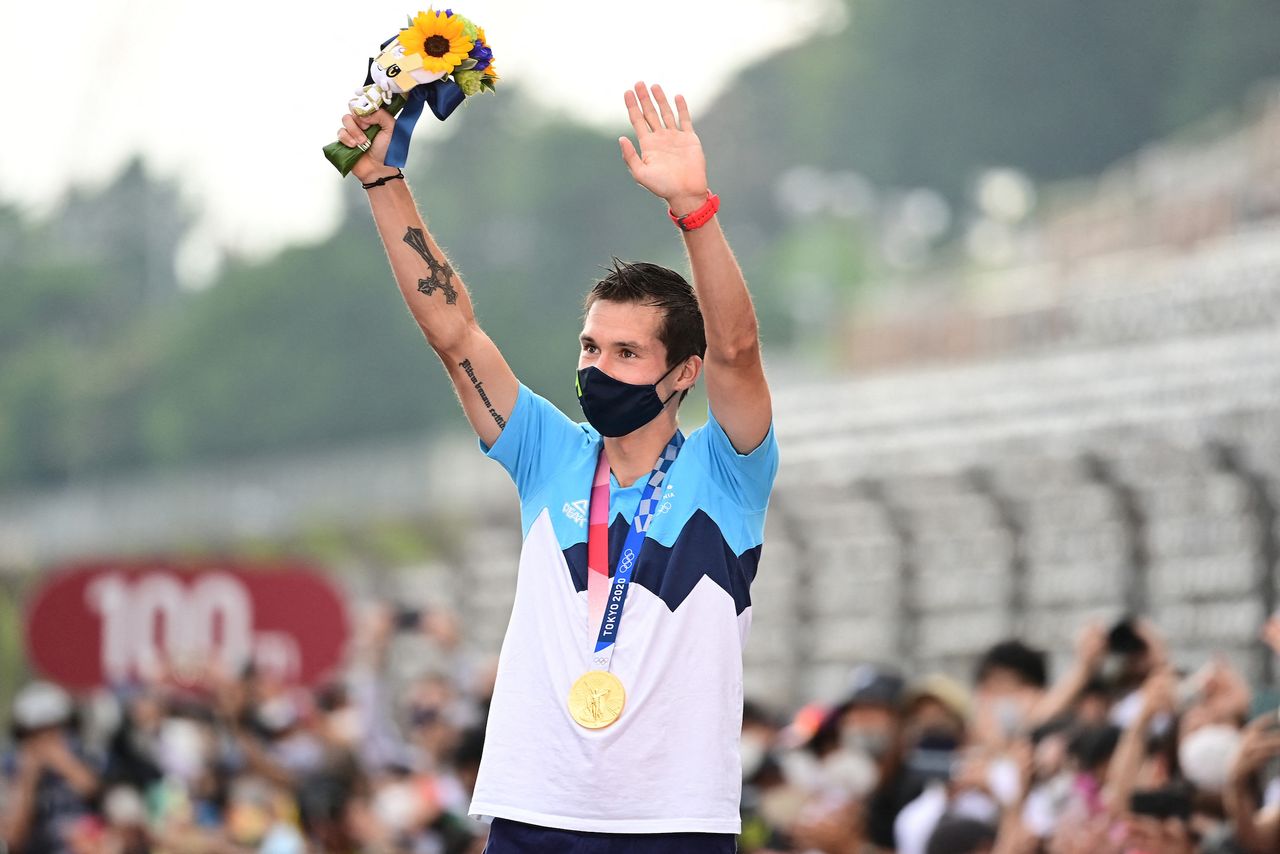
[458,358,507,429]
[403,227,459,305]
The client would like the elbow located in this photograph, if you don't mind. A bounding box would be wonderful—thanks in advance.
[707,335,761,369]
[425,319,480,361]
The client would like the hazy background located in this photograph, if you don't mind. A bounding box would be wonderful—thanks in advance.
[6,3,1280,852]
[4,0,1280,709]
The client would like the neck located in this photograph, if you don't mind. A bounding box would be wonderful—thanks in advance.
[603,410,678,486]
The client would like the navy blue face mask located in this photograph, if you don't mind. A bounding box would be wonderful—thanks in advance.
[576,362,681,438]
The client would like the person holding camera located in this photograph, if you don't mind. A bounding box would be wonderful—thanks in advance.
[1,683,101,854]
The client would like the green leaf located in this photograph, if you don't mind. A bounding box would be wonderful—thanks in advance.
[322,125,380,177]
[321,90,406,176]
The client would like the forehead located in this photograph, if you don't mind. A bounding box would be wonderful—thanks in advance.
[977,669,1028,693]
[581,299,665,343]
[839,704,897,728]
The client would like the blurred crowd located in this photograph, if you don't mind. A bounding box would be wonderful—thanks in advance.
[740,616,1280,854]
[4,608,1280,854]
[1,605,492,854]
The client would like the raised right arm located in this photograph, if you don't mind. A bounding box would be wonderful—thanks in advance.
[340,109,517,448]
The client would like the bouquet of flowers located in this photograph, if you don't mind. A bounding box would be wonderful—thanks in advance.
[323,8,498,176]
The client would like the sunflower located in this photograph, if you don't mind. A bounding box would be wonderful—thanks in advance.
[398,9,475,74]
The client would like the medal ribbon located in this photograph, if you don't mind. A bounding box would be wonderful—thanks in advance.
[586,432,683,672]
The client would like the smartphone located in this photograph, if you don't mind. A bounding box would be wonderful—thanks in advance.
[1130,788,1191,821]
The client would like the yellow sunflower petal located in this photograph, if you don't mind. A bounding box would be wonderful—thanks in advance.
[439,16,464,37]
[398,9,475,67]
[419,57,449,73]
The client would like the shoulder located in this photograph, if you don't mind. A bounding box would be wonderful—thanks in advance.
[686,407,777,458]
[483,385,594,454]
[682,408,779,501]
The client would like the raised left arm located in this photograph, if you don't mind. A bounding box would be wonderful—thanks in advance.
[620,82,772,453]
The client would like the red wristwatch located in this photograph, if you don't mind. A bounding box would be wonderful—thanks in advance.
[668,190,720,231]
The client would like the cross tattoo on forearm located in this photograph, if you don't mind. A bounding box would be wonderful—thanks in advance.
[403,227,459,305]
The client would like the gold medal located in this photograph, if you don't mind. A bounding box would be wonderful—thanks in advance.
[568,670,626,729]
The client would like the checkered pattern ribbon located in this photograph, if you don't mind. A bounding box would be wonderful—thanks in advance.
[587,432,684,668]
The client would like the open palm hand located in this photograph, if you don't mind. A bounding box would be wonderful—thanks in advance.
[619,82,709,213]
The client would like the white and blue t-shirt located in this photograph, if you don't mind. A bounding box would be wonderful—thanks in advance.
[467,384,779,834]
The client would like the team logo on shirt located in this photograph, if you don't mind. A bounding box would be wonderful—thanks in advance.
[658,484,675,516]
[563,499,588,527]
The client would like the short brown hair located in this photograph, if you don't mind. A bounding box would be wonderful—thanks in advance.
[583,259,707,369]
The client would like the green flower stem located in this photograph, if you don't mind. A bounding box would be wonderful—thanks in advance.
[321,93,407,177]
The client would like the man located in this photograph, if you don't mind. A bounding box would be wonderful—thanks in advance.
[337,81,777,852]
[2,682,101,854]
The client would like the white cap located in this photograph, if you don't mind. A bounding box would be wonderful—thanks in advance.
[12,681,73,730]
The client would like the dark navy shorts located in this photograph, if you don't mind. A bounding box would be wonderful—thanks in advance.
[483,818,738,853]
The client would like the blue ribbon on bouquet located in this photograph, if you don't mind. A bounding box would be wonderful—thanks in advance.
[384,79,466,168]
[363,35,468,169]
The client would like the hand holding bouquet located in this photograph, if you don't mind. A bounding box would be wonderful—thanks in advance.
[324,8,499,176]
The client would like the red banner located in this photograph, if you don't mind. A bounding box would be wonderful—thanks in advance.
[24,559,351,690]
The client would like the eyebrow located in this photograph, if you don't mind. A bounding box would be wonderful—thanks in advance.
[579,334,647,351]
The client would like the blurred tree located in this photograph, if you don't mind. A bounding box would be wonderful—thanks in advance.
[122,95,678,466]
[1163,0,1280,129]
[702,0,1280,211]
[137,228,438,461]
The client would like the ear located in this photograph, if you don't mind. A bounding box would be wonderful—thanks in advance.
[674,354,703,392]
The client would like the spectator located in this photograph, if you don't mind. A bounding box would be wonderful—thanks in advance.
[801,665,916,851]
[1,682,101,854]
[972,641,1049,750]
[1225,713,1280,853]
[8,604,1280,853]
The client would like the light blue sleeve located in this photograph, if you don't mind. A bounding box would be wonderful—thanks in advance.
[479,384,587,501]
[697,406,780,512]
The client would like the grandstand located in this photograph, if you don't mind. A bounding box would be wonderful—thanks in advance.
[744,95,1280,703]
[764,232,1280,702]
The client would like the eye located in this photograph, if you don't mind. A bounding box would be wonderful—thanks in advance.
[582,343,598,354]
[621,349,637,359]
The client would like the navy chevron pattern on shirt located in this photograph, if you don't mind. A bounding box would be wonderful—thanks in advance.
[563,510,759,615]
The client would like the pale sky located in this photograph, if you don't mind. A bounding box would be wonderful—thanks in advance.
[1,0,840,281]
